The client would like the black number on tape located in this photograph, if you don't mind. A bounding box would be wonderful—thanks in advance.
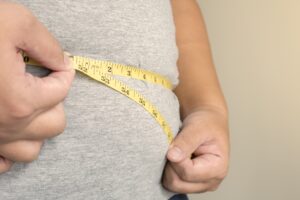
[121,87,130,95]
[152,110,158,118]
[101,76,110,84]
[139,98,146,106]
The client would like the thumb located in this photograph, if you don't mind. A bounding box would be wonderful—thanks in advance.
[17,10,75,110]
[167,123,204,163]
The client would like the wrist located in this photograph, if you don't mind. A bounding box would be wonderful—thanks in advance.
[182,104,229,123]
[181,103,228,122]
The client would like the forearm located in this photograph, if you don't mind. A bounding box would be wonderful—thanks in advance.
[171,0,228,120]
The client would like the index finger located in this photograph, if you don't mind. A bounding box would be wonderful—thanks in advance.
[169,153,224,183]
[17,9,75,109]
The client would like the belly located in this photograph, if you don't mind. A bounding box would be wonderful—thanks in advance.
[0,68,182,200]
[3,0,180,198]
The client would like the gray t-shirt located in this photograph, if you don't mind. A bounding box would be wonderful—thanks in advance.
[0,1,182,199]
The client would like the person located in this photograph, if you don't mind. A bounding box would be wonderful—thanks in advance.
[0,0,229,199]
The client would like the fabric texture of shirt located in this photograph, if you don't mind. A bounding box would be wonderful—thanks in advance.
[0,1,182,199]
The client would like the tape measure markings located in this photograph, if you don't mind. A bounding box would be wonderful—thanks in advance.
[22,52,174,144]
[71,55,173,90]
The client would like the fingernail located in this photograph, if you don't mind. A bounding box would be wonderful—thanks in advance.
[168,146,183,161]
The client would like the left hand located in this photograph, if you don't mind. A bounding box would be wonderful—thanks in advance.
[162,107,230,193]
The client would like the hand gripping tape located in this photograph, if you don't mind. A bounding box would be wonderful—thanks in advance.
[22,52,175,144]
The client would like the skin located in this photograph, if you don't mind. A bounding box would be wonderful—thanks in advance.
[0,2,75,173]
[0,0,229,195]
[162,0,230,193]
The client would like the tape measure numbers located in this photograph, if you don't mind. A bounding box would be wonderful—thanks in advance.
[22,52,175,144]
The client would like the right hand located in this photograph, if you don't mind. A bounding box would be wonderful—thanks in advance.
[0,2,75,173]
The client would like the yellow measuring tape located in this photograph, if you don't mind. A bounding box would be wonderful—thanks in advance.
[22,52,174,144]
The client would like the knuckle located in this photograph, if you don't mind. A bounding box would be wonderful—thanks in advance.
[7,101,34,120]
[18,141,42,162]
[216,168,229,181]
[181,168,193,182]
[162,177,170,190]
[48,107,66,137]
[56,108,66,132]
[208,183,220,192]
[217,173,226,181]
[168,179,181,192]
[0,2,36,38]
[26,106,66,140]
[162,173,181,192]
[50,117,66,138]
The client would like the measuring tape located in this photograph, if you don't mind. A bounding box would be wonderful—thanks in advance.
[22,52,174,144]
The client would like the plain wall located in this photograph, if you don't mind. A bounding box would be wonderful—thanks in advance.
[189,1,300,200]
